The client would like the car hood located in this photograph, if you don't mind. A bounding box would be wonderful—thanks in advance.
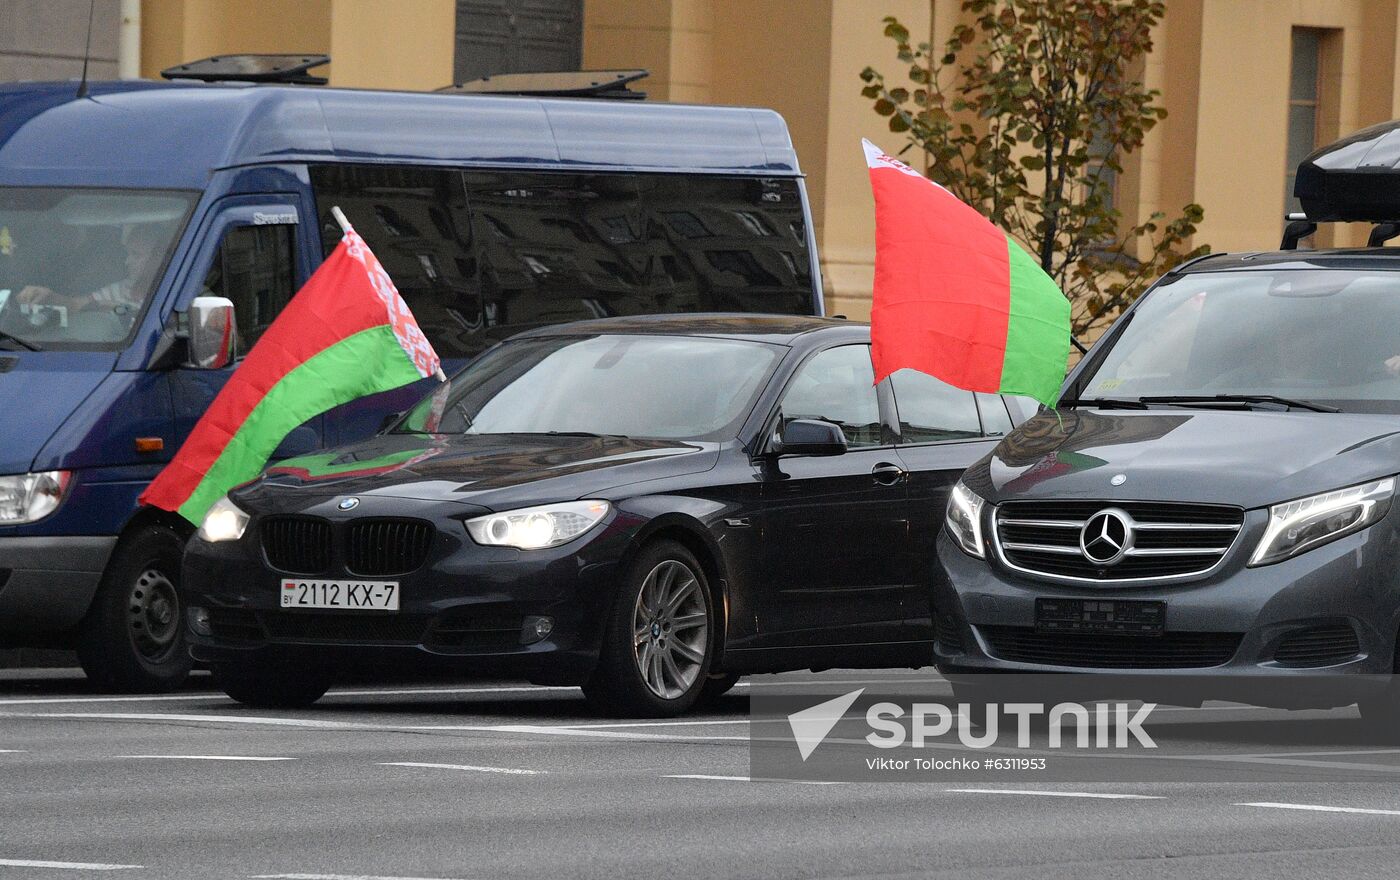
[0,352,113,474]
[240,432,720,511]
[966,409,1400,510]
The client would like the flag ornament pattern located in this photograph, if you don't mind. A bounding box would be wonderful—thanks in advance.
[345,229,441,379]
[140,217,443,525]
[862,138,1070,407]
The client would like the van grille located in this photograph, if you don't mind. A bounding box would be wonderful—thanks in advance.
[346,519,434,576]
[260,517,333,575]
[993,501,1243,582]
[1274,623,1361,667]
[979,625,1242,669]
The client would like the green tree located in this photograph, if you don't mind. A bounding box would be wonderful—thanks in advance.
[861,0,1207,335]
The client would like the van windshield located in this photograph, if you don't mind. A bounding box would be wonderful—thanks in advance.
[1079,269,1400,414]
[397,333,781,440]
[0,188,193,350]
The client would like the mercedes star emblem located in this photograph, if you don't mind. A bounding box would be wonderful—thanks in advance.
[1080,508,1132,565]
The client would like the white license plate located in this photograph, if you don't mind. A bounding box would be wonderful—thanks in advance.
[281,579,399,611]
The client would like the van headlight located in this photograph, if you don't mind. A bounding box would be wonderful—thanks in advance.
[1250,477,1394,566]
[945,480,986,558]
[196,495,249,543]
[0,471,71,524]
[466,500,611,550]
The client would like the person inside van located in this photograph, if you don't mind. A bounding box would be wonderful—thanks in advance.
[14,221,165,320]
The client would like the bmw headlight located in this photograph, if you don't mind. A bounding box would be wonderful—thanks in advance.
[196,495,250,543]
[945,480,986,558]
[1250,477,1395,566]
[466,500,611,550]
[0,471,71,524]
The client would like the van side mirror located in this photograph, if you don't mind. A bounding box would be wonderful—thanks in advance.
[185,296,238,370]
[774,419,848,457]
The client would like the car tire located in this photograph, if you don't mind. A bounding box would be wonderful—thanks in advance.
[697,673,741,706]
[583,540,715,718]
[75,524,193,693]
[213,660,332,709]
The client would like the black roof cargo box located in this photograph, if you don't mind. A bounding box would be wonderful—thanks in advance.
[1296,120,1400,222]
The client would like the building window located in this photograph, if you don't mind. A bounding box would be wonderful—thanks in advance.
[1285,29,1322,217]
[453,0,583,84]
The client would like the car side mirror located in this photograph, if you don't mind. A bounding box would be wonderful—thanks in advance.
[774,419,848,457]
[185,296,238,370]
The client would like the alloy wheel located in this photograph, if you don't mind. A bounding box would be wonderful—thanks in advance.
[631,559,708,700]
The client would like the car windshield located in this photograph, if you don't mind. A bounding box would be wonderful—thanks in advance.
[0,188,194,350]
[397,333,783,440]
[1077,268,1400,414]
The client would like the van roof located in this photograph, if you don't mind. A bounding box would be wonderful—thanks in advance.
[0,80,802,189]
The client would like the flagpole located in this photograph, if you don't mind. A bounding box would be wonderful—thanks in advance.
[331,205,352,234]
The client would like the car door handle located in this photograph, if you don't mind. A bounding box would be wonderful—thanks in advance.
[872,462,907,486]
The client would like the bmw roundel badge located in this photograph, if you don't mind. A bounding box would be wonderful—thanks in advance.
[338,498,360,511]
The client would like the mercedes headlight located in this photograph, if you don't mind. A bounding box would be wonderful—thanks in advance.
[0,471,71,524]
[945,480,986,558]
[197,495,250,543]
[1250,477,1394,566]
[466,500,611,550]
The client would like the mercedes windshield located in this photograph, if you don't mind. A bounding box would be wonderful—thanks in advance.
[1073,269,1400,414]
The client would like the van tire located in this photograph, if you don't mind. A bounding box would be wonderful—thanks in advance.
[582,540,715,717]
[75,525,192,693]
[213,660,332,709]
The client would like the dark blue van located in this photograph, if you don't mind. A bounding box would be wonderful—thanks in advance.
[0,73,821,690]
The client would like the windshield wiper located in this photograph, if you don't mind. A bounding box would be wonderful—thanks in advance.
[1138,394,1340,413]
[1056,397,1149,410]
[0,329,41,351]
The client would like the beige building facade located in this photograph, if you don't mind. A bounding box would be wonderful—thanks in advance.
[124,0,1400,318]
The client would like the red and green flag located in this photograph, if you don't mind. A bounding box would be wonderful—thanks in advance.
[862,139,1070,407]
[141,216,444,525]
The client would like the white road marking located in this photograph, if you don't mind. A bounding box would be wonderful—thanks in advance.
[114,755,295,762]
[0,712,748,742]
[3,712,372,729]
[947,788,1164,800]
[663,774,843,785]
[463,724,748,743]
[548,718,749,729]
[380,761,543,776]
[0,684,581,707]
[0,748,25,753]
[1237,801,1400,816]
[0,858,141,870]
[252,874,472,880]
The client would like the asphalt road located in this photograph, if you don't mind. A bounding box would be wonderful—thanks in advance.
[4,669,1400,880]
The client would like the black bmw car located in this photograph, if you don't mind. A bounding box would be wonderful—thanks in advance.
[182,314,1028,716]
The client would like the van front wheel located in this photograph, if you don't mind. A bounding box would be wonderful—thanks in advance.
[75,525,193,692]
